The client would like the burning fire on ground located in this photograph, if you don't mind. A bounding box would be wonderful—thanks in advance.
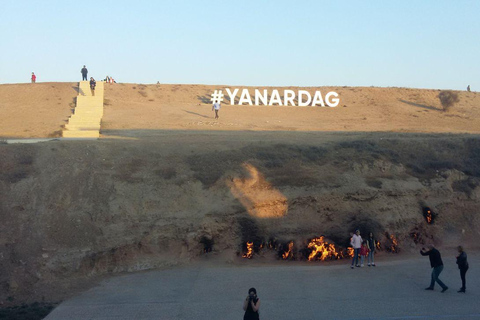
[241,231,403,260]
[242,237,353,261]
[308,236,343,261]
[242,241,254,259]
[282,241,294,260]
[385,233,399,253]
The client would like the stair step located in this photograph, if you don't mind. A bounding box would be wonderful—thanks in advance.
[63,130,100,138]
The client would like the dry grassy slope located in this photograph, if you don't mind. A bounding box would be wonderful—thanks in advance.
[0,83,479,138]
[101,83,480,134]
[0,133,479,304]
[0,83,77,138]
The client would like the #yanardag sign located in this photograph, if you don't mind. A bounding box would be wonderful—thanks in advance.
[211,89,340,107]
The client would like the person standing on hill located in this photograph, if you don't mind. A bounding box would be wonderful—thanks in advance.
[456,246,469,293]
[31,72,36,83]
[212,100,221,119]
[421,244,448,292]
[81,65,88,81]
[350,229,362,269]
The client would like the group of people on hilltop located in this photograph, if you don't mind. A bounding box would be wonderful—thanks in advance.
[351,229,469,294]
[350,230,376,268]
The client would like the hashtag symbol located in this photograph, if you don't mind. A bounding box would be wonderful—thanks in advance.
[211,90,224,103]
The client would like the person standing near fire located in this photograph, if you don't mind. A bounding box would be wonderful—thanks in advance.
[350,229,362,269]
[456,246,469,293]
[367,232,376,266]
[421,244,448,292]
[243,287,260,320]
[360,241,369,267]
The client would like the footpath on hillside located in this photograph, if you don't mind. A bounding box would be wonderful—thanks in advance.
[63,81,104,138]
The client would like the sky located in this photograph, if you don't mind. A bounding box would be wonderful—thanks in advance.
[1,0,479,90]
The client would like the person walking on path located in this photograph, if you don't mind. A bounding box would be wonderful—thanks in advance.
[81,65,88,81]
[456,246,469,293]
[350,230,362,269]
[89,77,96,95]
[212,100,221,119]
[31,72,36,83]
[367,232,376,266]
[421,244,448,292]
[243,287,260,320]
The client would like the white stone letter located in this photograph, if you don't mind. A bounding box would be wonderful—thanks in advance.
[238,89,253,105]
[298,90,312,107]
[283,90,296,106]
[255,89,268,106]
[225,88,239,105]
[311,91,325,107]
[325,91,339,107]
[269,90,283,106]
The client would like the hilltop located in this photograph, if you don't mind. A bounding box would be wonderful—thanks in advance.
[0,82,479,138]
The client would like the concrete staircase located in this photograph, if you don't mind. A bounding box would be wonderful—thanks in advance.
[63,81,104,138]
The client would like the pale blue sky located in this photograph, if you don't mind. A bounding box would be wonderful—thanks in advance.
[1,1,478,90]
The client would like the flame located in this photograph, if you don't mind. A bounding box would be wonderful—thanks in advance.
[242,241,254,259]
[426,210,432,224]
[389,234,398,253]
[375,241,381,251]
[347,247,354,258]
[282,241,294,260]
[307,236,342,261]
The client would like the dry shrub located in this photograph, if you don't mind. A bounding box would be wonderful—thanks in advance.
[438,90,459,111]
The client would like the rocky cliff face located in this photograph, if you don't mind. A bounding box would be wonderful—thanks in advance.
[1,132,479,304]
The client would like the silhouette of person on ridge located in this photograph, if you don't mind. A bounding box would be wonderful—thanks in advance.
[81,65,88,81]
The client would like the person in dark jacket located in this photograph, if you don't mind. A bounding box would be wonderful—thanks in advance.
[367,232,376,266]
[81,65,88,81]
[456,246,469,293]
[89,77,96,96]
[243,287,260,320]
[421,244,448,292]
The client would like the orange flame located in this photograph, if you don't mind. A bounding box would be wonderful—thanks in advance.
[347,247,354,258]
[376,241,381,251]
[282,241,294,260]
[243,241,254,259]
[389,234,398,253]
[307,236,342,261]
[426,210,432,224]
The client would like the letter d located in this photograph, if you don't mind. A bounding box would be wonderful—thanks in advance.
[298,90,312,107]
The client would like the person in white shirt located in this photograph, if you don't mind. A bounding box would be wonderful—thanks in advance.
[212,100,221,119]
[350,229,363,269]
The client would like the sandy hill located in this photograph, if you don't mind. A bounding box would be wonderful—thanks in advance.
[0,83,479,309]
[0,83,479,138]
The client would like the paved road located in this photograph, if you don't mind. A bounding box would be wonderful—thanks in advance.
[46,253,480,320]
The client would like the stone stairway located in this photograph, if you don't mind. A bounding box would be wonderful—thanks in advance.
[63,81,104,138]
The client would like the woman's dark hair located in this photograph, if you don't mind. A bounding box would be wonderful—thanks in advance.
[248,287,257,295]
